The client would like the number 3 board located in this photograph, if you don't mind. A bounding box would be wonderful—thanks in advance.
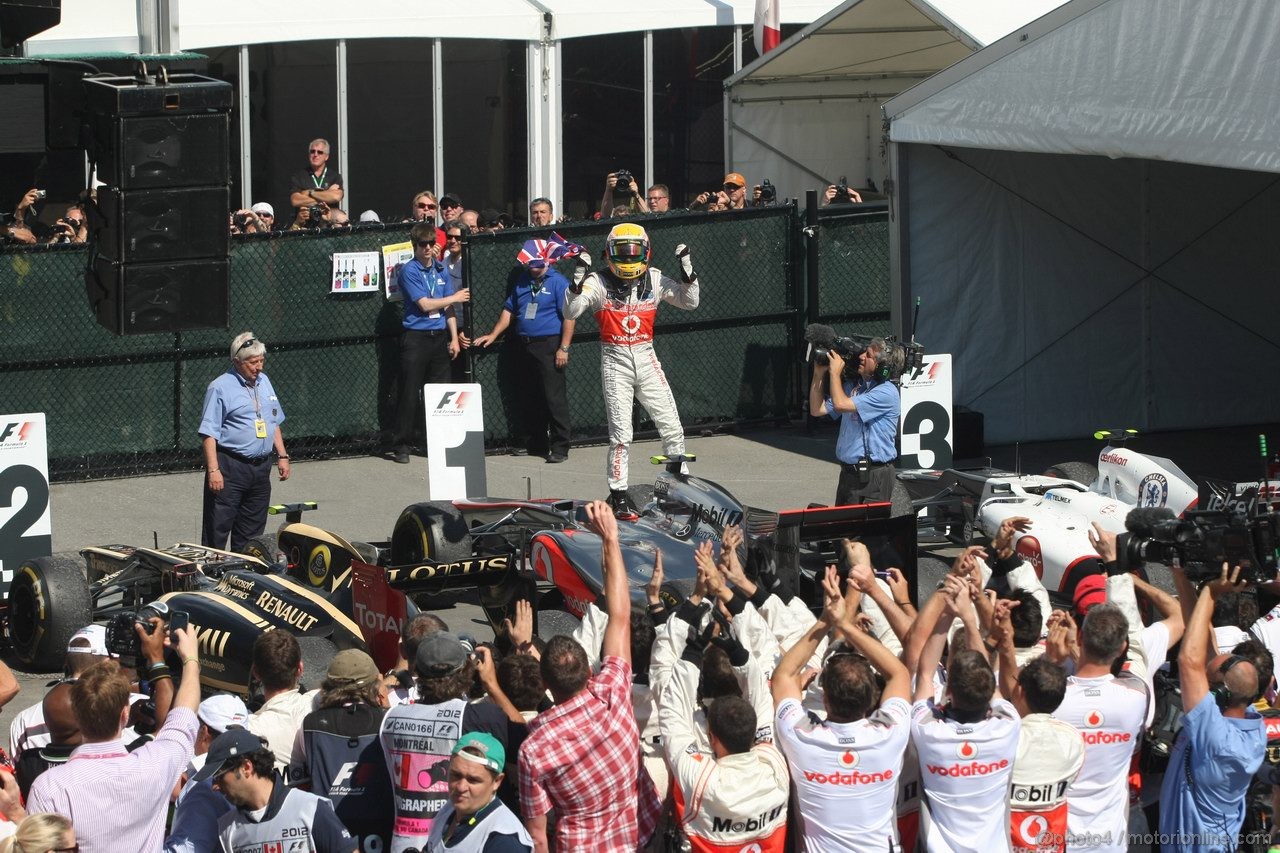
[898,355,953,470]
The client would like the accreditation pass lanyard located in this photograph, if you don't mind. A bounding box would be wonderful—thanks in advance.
[311,167,327,189]
[247,382,267,439]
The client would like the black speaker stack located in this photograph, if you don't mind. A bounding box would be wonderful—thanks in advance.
[83,72,233,335]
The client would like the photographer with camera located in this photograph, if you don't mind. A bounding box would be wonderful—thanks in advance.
[808,336,902,507]
[1157,564,1267,851]
[599,170,649,218]
[691,173,750,212]
[289,138,344,214]
[28,618,201,852]
[751,179,778,206]
[821,177,863,206]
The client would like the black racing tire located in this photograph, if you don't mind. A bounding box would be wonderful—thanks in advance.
[536,609,581,643]
[391,501,472,565]
[1046,461,1099,487]
[915,555,952,606]
[297,636,339,692]
[8,555,93,672]
[240,533,282,567]
[890,480,914,518]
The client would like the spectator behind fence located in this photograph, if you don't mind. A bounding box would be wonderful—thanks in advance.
[6,188,46,244]
[464,238,575,463]
[199,331,290,554]
[290,138,344,212]
[529,197,555,227]
[229,207,266,235]
[292,650,393,852]
[441,221,468,295]
[246,630,316,773]
[251,202,276,230]
[48,204,86,244]
[379,631,513,850]
[599,171,649,217]
[390,221,469,465]
[691,173,748,211]
[27,621,201,853]
[772,564,912,851]
[164,694,249,853]
[645,184,670,214]
[1159,565,1266,851]
[460,209,479,231]
[439,193,464,225]
[0,813,76,853]
[424,734,533,852]
[821,179,863,205]
[519,502,661,852]
[197,729,354,853]
[359,209,380,224]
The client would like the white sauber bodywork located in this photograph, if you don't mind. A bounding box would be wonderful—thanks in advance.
[975,445,1198,594]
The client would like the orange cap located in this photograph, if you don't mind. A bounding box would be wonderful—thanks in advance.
[723,172,746,188]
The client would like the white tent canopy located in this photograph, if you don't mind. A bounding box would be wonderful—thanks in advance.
[722,0,1066,198]
[882,0,1280,444]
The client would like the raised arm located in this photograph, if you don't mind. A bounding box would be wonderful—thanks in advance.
[773,565,839,706]
[1133,571,1184,647]
[586,500,631,662]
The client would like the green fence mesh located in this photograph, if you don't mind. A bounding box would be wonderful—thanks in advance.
[0,202,888,481]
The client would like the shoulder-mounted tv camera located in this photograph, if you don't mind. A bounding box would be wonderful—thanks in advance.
[804,323,924,385]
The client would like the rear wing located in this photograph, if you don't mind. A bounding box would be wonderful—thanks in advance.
[763,502,920,605]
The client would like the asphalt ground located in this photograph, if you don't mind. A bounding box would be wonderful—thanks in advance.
[7,417,1275,742]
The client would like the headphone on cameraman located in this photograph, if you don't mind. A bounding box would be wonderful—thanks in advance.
[869,346,892,383]
[1212,655,1257,709]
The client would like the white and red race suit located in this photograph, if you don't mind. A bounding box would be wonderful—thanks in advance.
[1009,713,1086,853]
[565,267,699,491]
[657,657,789,852]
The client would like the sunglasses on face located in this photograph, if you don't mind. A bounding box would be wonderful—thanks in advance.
[416,202,437,210]
[309,148,327,155]
[723,183,741,191]
[446,234,462,241]
[442,202,461,208]
[416,239,436,248]
[647,197,666,204]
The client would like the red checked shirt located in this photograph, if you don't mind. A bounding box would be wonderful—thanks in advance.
[519,655,660,851]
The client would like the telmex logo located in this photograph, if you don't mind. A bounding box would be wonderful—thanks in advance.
[925,759,1009,777]
[0,422,33,443]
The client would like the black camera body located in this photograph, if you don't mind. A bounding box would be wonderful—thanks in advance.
[1121,508,1279,584]
[759,179,777,205]
[834,176,851,202]
[614,170,633,197]
[106,601,170,659]
[307,204,325,224]
[804,323,925,384]
[233,212,252,231]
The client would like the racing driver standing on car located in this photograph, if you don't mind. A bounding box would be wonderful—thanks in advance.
[809,340,902,507]
[565,223,700,519]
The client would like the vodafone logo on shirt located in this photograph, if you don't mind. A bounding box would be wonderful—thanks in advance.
[838,750,859,768]
[1079,708,1131,745]
[1084,710,1104,727]
[955,741,978,759]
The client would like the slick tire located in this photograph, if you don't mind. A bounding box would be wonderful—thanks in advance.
[240,533,282,568]
[1046,461,1099,488]
[297,636,339,692]
[8,555,93,672]
[536,609,581,643]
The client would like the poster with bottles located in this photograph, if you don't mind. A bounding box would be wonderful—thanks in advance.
[330,251,382,294]
[381,240,414,302]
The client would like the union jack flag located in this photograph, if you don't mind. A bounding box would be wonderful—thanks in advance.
[517,231,584,265]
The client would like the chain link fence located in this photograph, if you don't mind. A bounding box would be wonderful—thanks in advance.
[0,202,888,481]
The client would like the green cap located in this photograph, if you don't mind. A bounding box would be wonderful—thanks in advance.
[452,732,505,774]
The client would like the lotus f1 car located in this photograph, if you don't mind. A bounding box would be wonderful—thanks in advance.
[899,432,1198,600]
[5,457,917,692]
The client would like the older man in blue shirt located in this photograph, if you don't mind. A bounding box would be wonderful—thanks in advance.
[199,331,289,552]
[808,339,902,507]
[391,221,470,464]
[1159,565,1267,852]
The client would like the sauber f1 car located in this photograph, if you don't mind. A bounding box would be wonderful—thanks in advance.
[899,431,1198,600]
[5,457,917,691]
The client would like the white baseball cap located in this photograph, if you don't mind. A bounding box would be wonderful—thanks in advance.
[198,694,251,734]
[66,624,108,656]
[251,202,274,217]
[359,209,380,223]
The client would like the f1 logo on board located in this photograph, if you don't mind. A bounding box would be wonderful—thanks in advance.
[435,391,470,411]
[0,423,34,445]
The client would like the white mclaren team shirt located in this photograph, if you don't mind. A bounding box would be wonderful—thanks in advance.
[775,696,909,852]
[1009,714,1086,853]
[1252,605,1280,665]
[911,698,1021,853]
[1051,672,1147,853]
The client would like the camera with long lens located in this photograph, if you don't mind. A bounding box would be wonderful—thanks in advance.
[759,179,777,205]
[106,601,170,660]
[1118,502,1279,584]
[613,170,633,198]
[803,323,925,384]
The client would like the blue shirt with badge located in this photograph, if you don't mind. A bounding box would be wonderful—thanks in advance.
[198,368,285,458]
[399,256,453,331]
[1158,691,1266,851]
[827,377,900,464]
[505,267,569,338]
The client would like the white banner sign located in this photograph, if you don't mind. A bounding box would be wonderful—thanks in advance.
[382,241,414,302]
[898,354,954,469]
[331,251,382,294]
[0,413,52,590]
[425,384,487,500]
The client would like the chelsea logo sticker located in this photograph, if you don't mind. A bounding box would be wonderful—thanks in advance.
[1138,473,1169,507]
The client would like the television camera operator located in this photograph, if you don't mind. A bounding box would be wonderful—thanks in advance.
[808,332,905,507]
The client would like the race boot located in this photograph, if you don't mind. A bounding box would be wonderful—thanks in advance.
[608,489,639,521]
